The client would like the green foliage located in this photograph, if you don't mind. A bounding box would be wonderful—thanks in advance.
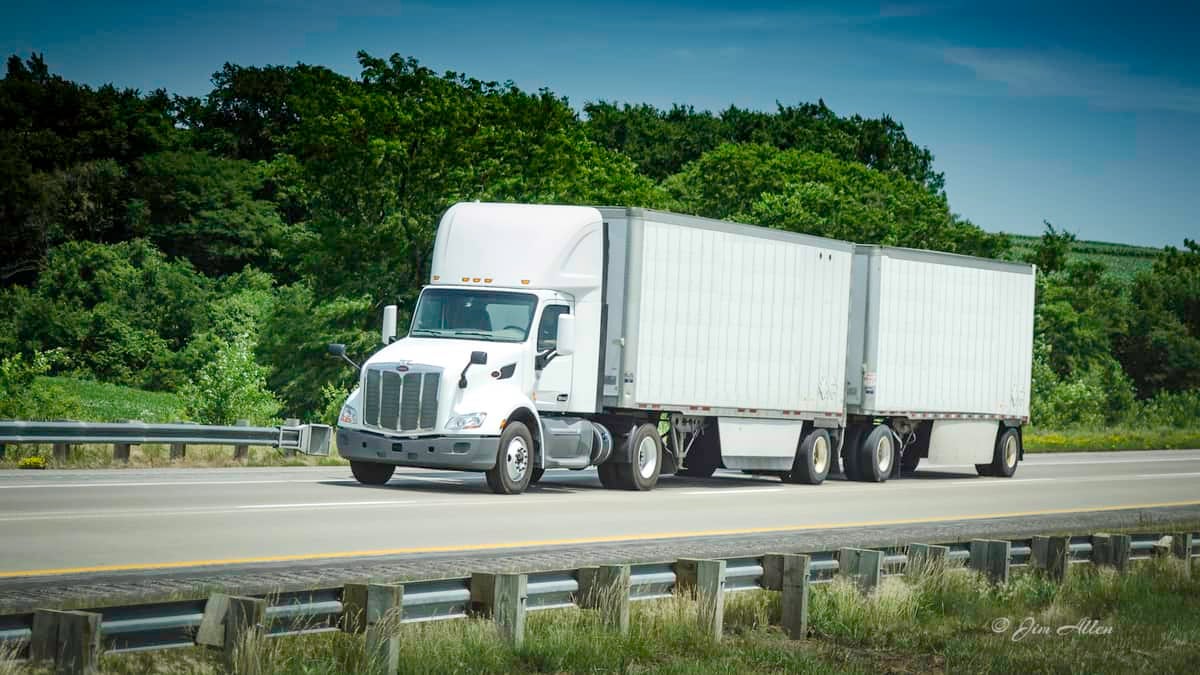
[130,150,284,275]
[1023,220,1075,273]
[1117,240,1200,397]
[0,350,81,420]
[179,333,281,425]
[585,99,944,191]
[666,143,1006,257]
[35,375,184,422]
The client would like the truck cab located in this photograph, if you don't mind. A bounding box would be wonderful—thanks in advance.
[333,203,617,494]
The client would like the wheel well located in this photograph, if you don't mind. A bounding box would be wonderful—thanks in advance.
[507,407,541,465]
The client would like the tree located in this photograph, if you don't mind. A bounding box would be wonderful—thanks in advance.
[180,333,281,425]
[1024,221,1076,274]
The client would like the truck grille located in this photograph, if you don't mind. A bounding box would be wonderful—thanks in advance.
[362,365,441,433]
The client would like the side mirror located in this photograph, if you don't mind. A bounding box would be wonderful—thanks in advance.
[381,305,398,345]
[327,343,360,371]
[555,315,576,356]
[460,351,488,389]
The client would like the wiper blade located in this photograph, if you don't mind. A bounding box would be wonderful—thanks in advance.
[409,329,443,336]
[452,330,493,337]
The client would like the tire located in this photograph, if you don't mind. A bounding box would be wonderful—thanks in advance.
[612,423,662,491]
[857,425,894,483]
[677,427,720,478]
[841,425,865,481]
[529,467,545,485]
[783,429,832,485]
[982,427,1020,478]
[350,460,395,486]
[484,422,534,495]
[597,462,622,489]
[900,451,921,474]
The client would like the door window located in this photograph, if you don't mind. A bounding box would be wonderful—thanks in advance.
[537,305,570,352]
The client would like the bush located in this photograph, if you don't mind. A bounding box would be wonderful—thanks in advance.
[0,350,81,421]
[1136,390,1200,428]
[17,455,47,469]
[179,333,282,425]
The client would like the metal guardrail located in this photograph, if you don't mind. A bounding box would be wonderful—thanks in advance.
[2,529,1196,665]
[0,420,332,457]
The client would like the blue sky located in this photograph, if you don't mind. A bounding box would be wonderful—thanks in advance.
[4,0,1198,246]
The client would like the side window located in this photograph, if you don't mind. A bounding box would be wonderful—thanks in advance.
[537,305,570,352]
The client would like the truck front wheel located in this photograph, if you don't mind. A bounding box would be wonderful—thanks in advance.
[350,460,395,486]
[485,422,534,495]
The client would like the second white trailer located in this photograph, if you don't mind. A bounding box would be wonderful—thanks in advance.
[842,245,1036,480]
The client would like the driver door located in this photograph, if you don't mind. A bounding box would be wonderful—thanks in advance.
[534,304,573,412]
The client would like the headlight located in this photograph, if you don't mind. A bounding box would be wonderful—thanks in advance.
[339,405,357,425]
[445,412,486,431]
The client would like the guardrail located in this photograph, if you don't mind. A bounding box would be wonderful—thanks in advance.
[0,420,332,461]
[1,530,1196,673]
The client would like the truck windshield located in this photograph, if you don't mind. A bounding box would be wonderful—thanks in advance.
[409,289,538,343]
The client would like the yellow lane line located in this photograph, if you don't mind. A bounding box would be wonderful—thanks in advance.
[4,499,1199,579]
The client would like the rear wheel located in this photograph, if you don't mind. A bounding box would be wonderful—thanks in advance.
[485,422,534,494]
[611,423,662,490]
[857,425,894,482]
[783,429,831,485]
[350,460,395,486]
[979,427,1020,478]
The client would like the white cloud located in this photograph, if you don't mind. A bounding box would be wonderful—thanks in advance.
[943,48,1200,114]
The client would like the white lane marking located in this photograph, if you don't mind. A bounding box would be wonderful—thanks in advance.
[680,487,784,495]
[1023,457,1200,466]
[238,500,417,510]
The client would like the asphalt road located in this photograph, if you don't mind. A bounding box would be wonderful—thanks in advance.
[1,450,1198,581]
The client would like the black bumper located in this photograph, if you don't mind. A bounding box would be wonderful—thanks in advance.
[336,427,500,471]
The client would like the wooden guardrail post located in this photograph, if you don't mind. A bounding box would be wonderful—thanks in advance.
[780,554,810,640]
[31,609,102,674]
[578,564,631,634]
[1171,533,1194,576]
[676,559,727,641]
[969,540,1011,584]
[223,596,266,674]
[343,582,404,673]
[1032,535,1070,582]
[906,544,950,577]
[471,572,527,647]
[53,443,70,462]
[838,548,882,592]
[234,419,251,461]
[1092,533,1131,572]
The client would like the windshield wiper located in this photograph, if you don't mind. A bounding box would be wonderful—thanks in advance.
[451,329,494,337]
[409,329,444,337]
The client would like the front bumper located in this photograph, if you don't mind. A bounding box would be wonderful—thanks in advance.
[336,427,500,471]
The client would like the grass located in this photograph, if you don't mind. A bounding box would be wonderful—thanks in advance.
[1006,234,1161,281]
[34,376,185,423]
[5,556,1197,674]
[1025,427,1200,452]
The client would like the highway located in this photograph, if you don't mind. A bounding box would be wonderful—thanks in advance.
[1,449,1199,581]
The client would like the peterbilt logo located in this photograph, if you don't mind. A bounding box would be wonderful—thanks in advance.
[394,362,412,372]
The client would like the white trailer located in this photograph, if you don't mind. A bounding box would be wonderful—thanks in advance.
[842,245,1035,480]
[330,202,1035,494]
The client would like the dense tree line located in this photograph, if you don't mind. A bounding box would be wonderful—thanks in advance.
[0,52,1196,426]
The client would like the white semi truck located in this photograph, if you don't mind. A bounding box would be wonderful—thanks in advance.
[330,203,1035,494]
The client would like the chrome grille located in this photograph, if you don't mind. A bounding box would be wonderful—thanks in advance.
[362,365,441,433]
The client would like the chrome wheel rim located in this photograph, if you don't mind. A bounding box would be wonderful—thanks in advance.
[813,435,829,474]
[505,437,529,482]
[637,436,658,479]
[876,435,893,474]
[1004,434,1018,468]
